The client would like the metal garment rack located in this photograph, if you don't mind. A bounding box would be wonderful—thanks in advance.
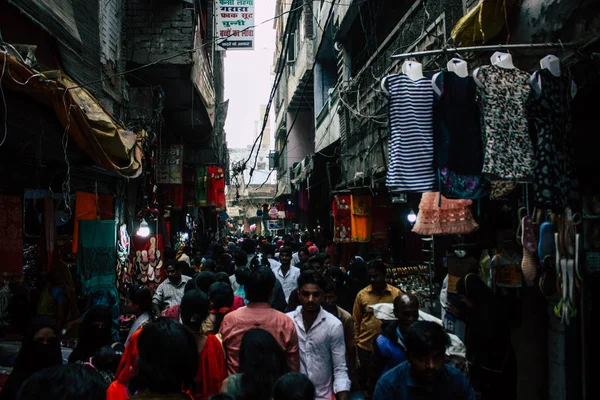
[391,41,579,60]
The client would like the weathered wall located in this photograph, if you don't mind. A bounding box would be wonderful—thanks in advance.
[126,0,195,65]
[286,111,315,168]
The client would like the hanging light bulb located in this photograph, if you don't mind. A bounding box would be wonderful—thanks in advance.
[407,209,417,224]
[137,219,150,237]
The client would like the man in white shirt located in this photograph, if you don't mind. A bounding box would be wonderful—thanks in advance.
[273,246,300,303]
[287,270,350,400]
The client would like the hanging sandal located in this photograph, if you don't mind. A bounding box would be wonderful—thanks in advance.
[522,215,538,281]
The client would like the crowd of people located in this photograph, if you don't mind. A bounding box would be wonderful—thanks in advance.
[0,235,486,400]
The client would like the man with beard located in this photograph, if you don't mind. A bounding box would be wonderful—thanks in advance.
[152,261,191,317]
[372,321,475,400]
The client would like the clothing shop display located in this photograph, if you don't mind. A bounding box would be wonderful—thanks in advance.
[162,184,184,209]
[207,166,226,209]
[477,65,534,180]
[77,220,117,295]
[0,195,23,276]
[333,195,351,243]
[439,168,488,200]
[72,191,114,253]
[385,74,436,192]
[527,68,578,211]
[350,195,372,243]
[433,71,483,175]
[412,192,479,236]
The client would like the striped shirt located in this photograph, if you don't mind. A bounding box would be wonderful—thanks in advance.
[385,74,436,192]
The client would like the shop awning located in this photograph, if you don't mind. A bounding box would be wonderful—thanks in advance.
[0,50,143,178]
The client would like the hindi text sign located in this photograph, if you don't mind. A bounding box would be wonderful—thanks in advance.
[216,0,254,50]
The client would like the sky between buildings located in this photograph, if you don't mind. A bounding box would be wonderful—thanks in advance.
[224,0,277,148]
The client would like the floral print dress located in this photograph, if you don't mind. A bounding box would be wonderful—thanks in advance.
[477,65,534,180]
[527,69,578,211]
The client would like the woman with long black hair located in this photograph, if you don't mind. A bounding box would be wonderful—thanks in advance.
[220,328,290,400]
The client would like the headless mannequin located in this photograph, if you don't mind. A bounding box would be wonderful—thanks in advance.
[432,58,469,96]
[381,60,424,96]
[473,52,515,88]
[530,54,577,98]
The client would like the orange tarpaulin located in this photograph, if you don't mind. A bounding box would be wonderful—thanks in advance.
[0,49,143,178]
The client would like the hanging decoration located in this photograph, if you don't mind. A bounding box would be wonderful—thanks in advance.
[117,224,133,288]
[332,195,351,243]
[196,167,208,207]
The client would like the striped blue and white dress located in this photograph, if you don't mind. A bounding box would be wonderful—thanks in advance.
[385,74,436,192]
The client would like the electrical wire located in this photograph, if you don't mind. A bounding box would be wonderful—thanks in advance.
[253,0,340,191]
[0,50,7,147]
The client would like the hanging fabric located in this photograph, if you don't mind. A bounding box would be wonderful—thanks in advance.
[527,69,578,211]
[162,184,184,209]
[131,234,164,286]
[117,224,132,288]
[196,167,208,207]
[0,195,23,276]
[206,166,225,208]
[42,195,56,272]
[72,191,114,253]
[77,220,117,295]
[350,195,372,243]
[371,195,393,248]
[476,65,534,180]
[332,195,352,243]
[412,192,478,235]
[384,74,436,193]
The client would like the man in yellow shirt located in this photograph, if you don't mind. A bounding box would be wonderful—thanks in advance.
[352,260,402,391]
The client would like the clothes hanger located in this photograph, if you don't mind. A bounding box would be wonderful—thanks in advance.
[432,58,470,96]
[401,60,424,81]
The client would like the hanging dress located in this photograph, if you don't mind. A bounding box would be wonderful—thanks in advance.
[412,192,479,236]
[527,69,578,211]
[385,74,436,192]
[433,72,487,199]
[476,65,534,180]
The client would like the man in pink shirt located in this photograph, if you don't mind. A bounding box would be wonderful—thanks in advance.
[219,265,300,375]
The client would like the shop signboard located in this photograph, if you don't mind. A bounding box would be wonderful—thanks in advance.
[157,145,183,184]
[215,0,254,50]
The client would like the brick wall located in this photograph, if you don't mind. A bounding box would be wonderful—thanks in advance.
[126,0,195,65]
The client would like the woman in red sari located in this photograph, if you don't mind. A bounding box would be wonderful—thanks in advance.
[107,290,226,400]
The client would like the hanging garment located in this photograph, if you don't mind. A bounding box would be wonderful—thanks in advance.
[196,167,208,207]
[131,235,164,285]
[77,220,117,295]
[350,195,372,243]
[371,195,393,247]
[72,191,114,253]
[333,195,352,243]
[206,166,225,208]
[162,184,184,209]
[439,168,488,200]
[476,65,534,180]
[412,192,478,235]
[433,71,483,175]
[385,74,436,192]
[0,195,23,276]
[42,196,56,272]
[527,69,578,211]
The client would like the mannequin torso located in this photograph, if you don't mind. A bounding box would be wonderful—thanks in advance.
[530,54,577,98]
[432,58,469,96]
[473,52,515,88]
